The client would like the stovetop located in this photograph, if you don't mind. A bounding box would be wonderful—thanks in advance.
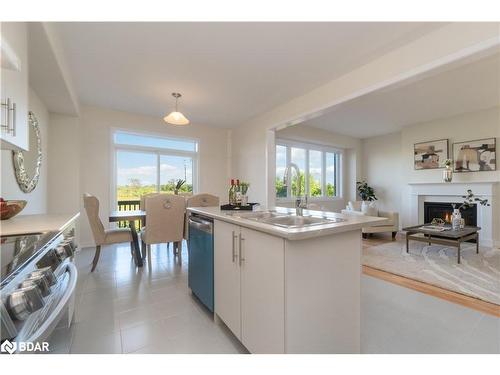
[0,231,58,288]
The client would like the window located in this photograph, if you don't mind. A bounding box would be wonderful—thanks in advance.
[113,130,198,206]
[275,139,341,200]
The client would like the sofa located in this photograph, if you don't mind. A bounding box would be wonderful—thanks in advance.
[340,201,399,240]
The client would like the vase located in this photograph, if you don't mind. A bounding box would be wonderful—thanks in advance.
[443,165,453,183]
[452,209,462,231]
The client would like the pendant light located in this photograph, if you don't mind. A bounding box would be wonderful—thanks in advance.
[164,92,190,125]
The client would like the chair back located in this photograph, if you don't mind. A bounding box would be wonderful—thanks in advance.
[186,193,219,207]
[140,193,162,210]
[83,193,106,245]
[144,194,186,244]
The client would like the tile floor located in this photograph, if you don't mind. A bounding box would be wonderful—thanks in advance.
[48,241,248,354]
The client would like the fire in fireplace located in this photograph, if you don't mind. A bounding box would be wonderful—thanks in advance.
[424,202,477,226]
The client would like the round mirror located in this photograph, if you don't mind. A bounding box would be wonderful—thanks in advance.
[12,111,42,193]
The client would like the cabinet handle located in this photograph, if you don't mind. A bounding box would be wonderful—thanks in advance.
[231,230,238,263]
[238,233,245,266]
[11,101,16,136]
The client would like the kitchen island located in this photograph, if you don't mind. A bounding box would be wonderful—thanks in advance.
[187,206,385,354]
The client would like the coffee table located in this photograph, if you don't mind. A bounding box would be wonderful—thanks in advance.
[402,224,480,264]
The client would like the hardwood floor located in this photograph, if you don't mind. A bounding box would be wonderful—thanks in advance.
[361,232,500,317]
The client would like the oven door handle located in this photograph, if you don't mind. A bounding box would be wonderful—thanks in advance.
[18,261,78,345]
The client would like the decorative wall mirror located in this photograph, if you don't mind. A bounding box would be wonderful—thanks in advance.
[12,111,42,193]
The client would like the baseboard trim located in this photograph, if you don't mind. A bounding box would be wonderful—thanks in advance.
[362,265,500,317]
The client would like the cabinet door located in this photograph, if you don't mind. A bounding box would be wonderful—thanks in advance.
[240,227,285,353]
[214,220,241,339]
[1,22,28,150]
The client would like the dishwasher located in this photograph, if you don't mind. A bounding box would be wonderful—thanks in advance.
[188,214,214,312]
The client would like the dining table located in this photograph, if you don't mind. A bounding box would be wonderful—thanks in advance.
[109,210,146,267]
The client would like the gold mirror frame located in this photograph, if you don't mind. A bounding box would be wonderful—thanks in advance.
[12,111,42,193]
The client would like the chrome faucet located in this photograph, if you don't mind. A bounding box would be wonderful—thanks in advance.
[283,163,307,216]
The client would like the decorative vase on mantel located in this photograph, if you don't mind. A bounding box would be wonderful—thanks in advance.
[443,160,453,183]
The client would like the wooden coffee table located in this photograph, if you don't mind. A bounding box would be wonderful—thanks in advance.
[402,224,480,264]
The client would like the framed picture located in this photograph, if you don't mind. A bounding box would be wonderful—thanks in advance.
[414,139,448,170]
[453,138,496,172]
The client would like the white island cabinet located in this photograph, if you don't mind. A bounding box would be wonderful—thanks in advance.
[214,220,285,353]
[190,206,386,354]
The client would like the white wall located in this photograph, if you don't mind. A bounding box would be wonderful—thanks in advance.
[47,113,81,215]
[362,132,403,213]
[75,106,230,247]
[402,107,499,184]
[1,88,49,214]
[275,124,362,212]
[231,23,499,207]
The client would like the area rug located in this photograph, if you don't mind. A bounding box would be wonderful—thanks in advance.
[362,241,500,305]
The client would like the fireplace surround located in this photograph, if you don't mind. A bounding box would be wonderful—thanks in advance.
[423,202,477,226]
[407,182,497,247]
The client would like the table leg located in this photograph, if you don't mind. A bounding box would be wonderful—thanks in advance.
[427,234,431,246]
[129,221,143,267]
[406,233,409,253]
[457,240,461,264]
[476,233,479,254]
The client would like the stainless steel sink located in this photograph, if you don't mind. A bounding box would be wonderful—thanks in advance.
[225,210,345,228]
[261,215,344,228]
[225,211,287,220]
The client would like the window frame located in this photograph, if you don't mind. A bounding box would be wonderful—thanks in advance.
[111,129,199,210]
[275,138,342,202]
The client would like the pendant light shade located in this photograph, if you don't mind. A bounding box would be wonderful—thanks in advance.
[164,92,190,125]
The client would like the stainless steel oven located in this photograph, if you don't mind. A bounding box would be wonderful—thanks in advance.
[1,224,78,353]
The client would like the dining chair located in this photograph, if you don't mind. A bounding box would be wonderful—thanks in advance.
[140,194,186,264]
[184,194,220,239]
[83,193,134,272]
[139,193,162,210]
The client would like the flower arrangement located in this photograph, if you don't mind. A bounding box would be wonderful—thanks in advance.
[443,159,453,168]
[452,189,490,211]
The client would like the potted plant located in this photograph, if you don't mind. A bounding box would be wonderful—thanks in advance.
[356,181,377,202]
[239,182,250,205]
[174,179,186,195]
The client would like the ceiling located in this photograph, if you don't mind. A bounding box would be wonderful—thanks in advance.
[52,22,444,128]
[302,52,500,138]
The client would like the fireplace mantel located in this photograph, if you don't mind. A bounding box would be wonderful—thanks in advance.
[408,182,497,247]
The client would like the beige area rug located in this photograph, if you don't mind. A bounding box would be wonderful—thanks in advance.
[362,241,500,305]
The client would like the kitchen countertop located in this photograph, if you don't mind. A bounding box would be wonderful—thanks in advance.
[0,212,80,236]
[187,206,386,240]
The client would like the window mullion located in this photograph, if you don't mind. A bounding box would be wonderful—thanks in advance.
[321,151,326,198]
[286,146,291,198]
[305,149,309,197]
[156,152,160,192]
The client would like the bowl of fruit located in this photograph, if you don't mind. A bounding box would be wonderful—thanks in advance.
[0,198,27,220]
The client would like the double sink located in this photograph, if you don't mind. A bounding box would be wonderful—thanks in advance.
[226,210,345,229]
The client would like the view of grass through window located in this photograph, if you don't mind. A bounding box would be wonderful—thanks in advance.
[115,132,197,204]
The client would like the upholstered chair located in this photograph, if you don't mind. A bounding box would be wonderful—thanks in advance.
[140,194,186,264]
[83,193,134,272]
[139,193,162,210]
[185,194,220,239]
[341,201,399,240]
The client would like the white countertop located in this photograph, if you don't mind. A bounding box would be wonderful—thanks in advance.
[0,212,80,236]
[187,206,386,240]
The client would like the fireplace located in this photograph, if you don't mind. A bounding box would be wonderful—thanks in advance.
[424,202,477,226]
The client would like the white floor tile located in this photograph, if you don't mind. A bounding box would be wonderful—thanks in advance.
[61,241,246,354]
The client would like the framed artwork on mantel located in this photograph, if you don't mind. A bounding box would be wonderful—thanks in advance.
[453,138,496,172]
[414,139,448,170]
